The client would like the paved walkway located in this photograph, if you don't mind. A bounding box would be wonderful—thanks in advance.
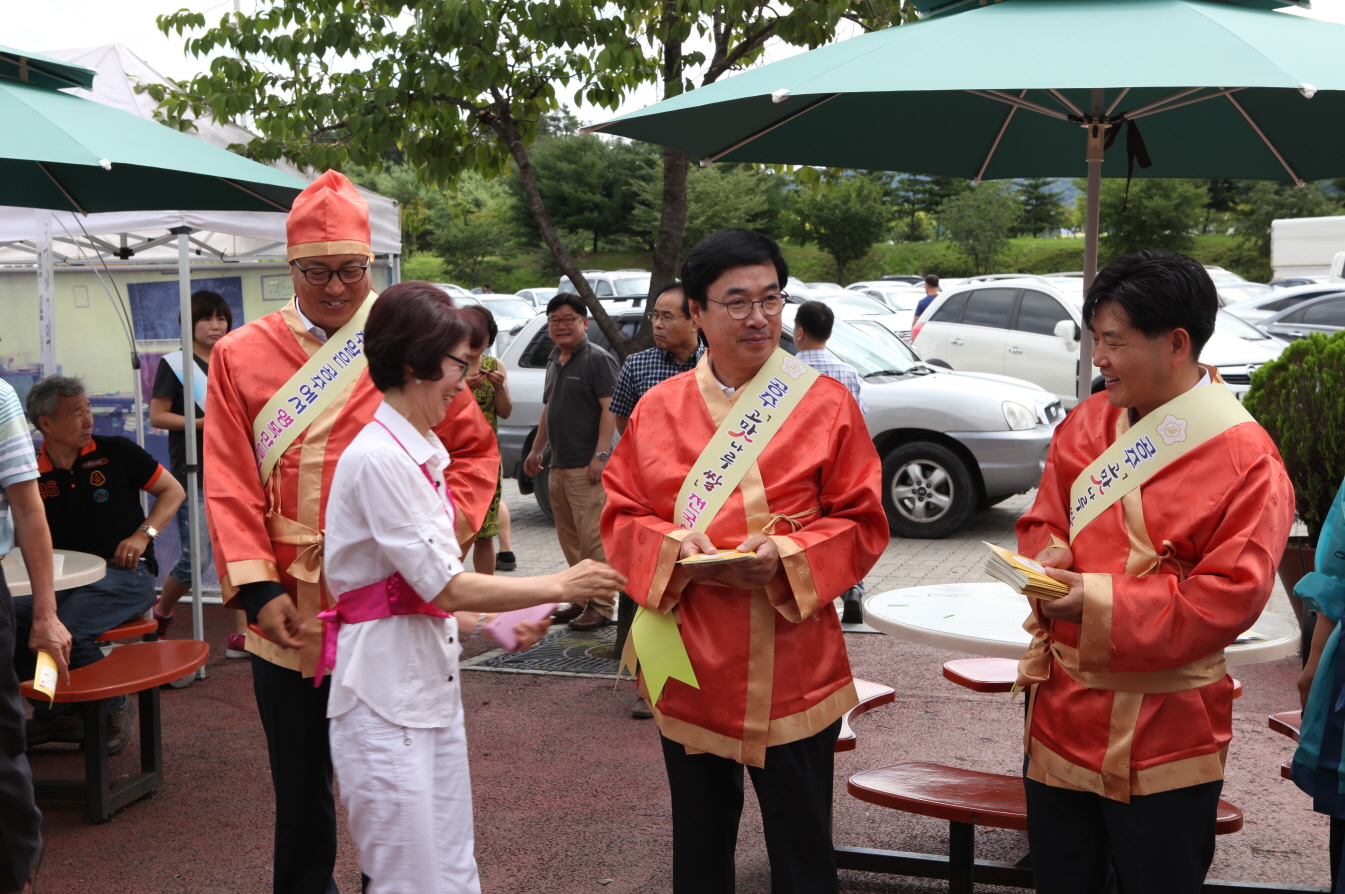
[28,483,1319,892]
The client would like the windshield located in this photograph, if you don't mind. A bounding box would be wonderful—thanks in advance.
[822,320,920,376]
[873,289,920,311]
[813,292,892,316]
[1216,309,1273,340]
[480,298,534,319]
[614,276,652,297]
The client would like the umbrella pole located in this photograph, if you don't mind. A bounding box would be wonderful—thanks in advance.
[174,227,206,678]
[1077,88,1105,406]
[37,211,56,378]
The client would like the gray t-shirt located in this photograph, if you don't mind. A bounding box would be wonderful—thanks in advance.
[542,338,619,469]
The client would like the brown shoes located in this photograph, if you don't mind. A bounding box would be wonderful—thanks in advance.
[552,603,585,624]
[568,606,613,630]
[630,696,654,719]
[106,697,137,756]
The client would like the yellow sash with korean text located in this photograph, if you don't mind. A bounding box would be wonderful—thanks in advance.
[251,297,374,484]
[1067,383,1254,542]
[623,349,821,707]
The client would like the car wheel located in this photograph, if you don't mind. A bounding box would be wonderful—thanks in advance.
[882,441,976,539]
[924,358,953,370]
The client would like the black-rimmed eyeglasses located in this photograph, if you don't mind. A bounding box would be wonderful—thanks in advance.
[291,261,369,285]
[706,292,787,320]
[446,352,471,379]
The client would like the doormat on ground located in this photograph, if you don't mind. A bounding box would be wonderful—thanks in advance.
[462,624,634,680]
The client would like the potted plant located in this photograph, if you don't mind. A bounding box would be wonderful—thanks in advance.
[1243,330,1345,606]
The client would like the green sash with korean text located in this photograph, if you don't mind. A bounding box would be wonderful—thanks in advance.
[624,349,821,705]
[1067,383,1255,542]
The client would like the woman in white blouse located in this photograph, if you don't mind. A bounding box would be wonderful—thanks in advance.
[323,281,626,894]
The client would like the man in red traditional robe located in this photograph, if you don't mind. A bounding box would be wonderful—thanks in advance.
[204,171,498,894]
[602,229,889,894]
[1016,249,1294,893]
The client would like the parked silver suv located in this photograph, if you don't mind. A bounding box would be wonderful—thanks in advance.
[496,305,1061,539]
[557,269,653,299]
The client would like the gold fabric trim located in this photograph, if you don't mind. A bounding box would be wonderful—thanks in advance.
[223,559,280,588]
[287,240,373,261]
[245,628,301,672]
[651,682,858,767]
[1078,572,1114,673]
[741,589,777,767]
[1027,739,1228,798]
[648,528,694,612]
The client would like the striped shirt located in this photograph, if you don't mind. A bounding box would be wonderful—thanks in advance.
[610,344,705,419]
[0,380,39,556]
[795,349,868,415]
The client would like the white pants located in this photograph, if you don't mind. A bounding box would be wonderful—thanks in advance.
[330,701,481,894]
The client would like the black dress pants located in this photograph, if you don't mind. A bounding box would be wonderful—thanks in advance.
[660,718,842,894]
[1024,767,1222,894]
[251,654,339,894]
[0,572,42,891]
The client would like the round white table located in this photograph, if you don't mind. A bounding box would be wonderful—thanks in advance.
[1,550,107,596]
[863,582,1300,667]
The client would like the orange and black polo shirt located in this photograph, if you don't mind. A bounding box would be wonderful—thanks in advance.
[37,436,165,573]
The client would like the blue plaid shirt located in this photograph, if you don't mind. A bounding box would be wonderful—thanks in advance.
[795,349,868,415]
[610,344,706,419]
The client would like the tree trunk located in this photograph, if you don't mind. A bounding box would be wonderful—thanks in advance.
[493,105,628,354]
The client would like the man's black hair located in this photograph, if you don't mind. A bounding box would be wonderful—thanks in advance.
[546,292,587,318]
[654,279,689,318]
[1083,249,1217,358]
[794,300,835,343]
[924,274,939,288]
[680,229,789,309]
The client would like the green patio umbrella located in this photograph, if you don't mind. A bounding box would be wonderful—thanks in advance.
[0,54,307,657]
[0,74,303,213]
[587,0,1345,401]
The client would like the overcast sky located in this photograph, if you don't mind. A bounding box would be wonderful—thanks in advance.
[9,0,1345,127]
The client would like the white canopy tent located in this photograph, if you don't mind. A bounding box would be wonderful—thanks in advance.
[0,45,401,662]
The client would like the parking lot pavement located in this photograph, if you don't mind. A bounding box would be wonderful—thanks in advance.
[491,481,1296,621]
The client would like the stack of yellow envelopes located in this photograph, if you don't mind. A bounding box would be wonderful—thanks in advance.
[983,542,1069,601]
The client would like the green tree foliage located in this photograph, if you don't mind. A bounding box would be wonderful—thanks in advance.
[1200,178,1249,235]
[1232,181,1340,258]
[507,136,657,253]
[631,163,779,253]
[154,0,654,353]
[891,174,972,241]
[1013,178,1066,238]
[1094,178,1208,258]
[938,182,1021,274]
[784,177,891,282]
[1243,331,1345,543]
[427,173,517,286]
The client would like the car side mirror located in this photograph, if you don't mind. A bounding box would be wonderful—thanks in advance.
[1054,319,1080,347]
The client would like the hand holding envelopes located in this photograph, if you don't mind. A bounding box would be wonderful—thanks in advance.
[676,550,757,566]
[983,542,1069,601]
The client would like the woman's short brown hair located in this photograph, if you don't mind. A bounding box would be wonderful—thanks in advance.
[189,290,232,331]
[365,281,486,392]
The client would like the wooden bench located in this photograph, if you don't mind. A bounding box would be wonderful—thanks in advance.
[95,616,157,643]
[835,679,896,753]
[942,658,1243,699]
[1269,710,1302,741]
[21,640,208,822]
[840,761,1245,893]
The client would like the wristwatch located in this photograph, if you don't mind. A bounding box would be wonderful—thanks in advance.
[138,525,159,540]
[595,451,611,462]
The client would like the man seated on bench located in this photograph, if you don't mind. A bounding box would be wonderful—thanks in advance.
[13,376,183,755]
[1015,250,1294,893]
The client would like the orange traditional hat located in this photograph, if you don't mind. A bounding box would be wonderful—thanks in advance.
[286,170,372,261]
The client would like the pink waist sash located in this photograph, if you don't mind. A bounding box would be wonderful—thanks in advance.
[315,572,452,686]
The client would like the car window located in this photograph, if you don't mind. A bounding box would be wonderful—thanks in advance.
[1215,310,1271,340]
[1259,295,1303,313]
[961,288,1017,329]
[518,327,555,368]
[594,280,614,298]
[929,291,970,323]
[817,293,891,316]
[849,319,920,364]
[1015,290,1071,336]
[876,290,920,311]
[480,298,534,319]
[1276,306,1308,324]
[613,276,652,297]
[1301,298,1345,326]
[824,322,917,376]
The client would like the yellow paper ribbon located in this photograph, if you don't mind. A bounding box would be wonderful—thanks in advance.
[621,607,700,705]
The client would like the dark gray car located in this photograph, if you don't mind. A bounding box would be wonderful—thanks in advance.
[1259,292,1345,341]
